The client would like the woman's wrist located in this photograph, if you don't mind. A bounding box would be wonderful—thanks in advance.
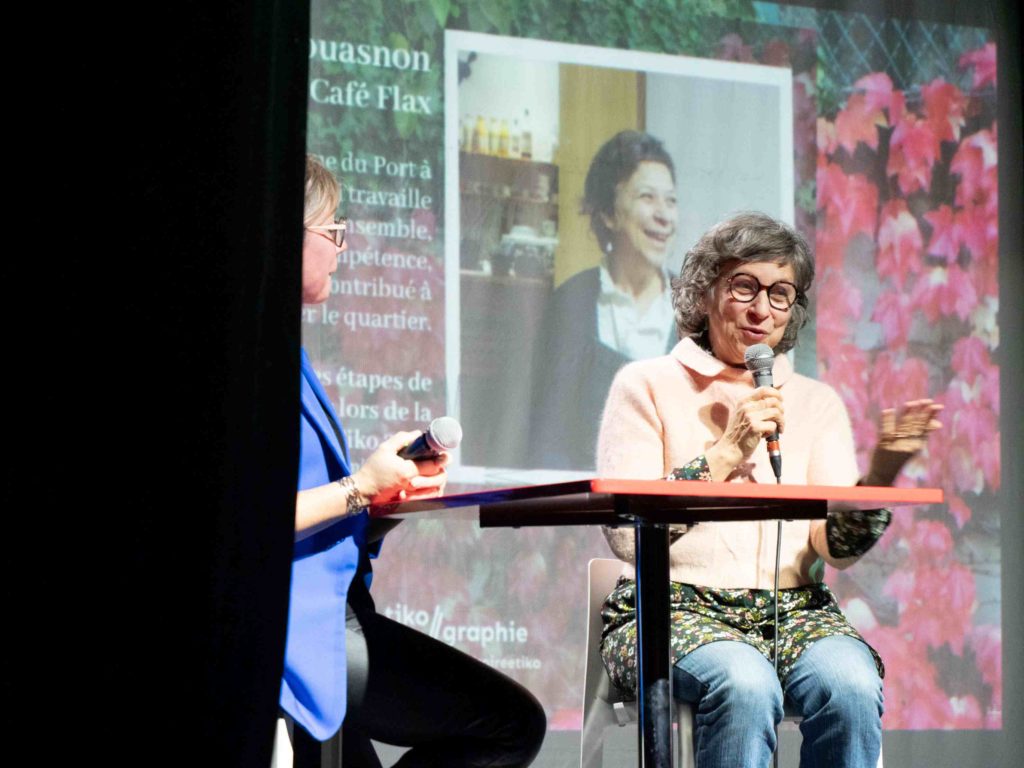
[336,474,369,516]
[704,441,744,482]
[861,447,910,487]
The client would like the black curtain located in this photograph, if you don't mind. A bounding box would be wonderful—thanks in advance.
[16,2,310,766]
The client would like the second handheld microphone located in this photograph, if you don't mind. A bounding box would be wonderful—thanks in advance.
[398,416,463,460]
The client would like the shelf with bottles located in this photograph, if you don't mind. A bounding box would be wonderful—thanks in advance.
[459,155,559,280]
[458,152,558,207]
[460,112,539,161]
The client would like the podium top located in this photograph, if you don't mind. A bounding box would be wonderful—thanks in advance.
[373,478,942,527]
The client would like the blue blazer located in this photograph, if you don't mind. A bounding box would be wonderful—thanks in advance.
[279,349,369,739]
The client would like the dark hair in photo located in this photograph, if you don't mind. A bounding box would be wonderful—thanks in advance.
[581,130,676,251]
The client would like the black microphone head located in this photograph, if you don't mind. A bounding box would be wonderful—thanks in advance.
[743,343,775,374]
[426,416,463,452]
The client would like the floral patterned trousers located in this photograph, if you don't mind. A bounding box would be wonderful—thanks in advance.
[599,577,884,695]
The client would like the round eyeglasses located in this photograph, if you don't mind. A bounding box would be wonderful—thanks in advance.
[306,217,347,248]
[726,272,799,311]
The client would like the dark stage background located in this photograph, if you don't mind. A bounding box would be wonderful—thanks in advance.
[14,1,1020,766]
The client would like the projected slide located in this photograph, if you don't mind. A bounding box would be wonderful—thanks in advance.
[446,31,793,480]
[305,1,1000,732]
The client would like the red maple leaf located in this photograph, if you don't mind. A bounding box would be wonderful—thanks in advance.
[923,205,960,263]
[889,89,907,125]
[912,264,978,322]
[814,220,849,271]
[835,92,888,152]
[818,165,878,239]
[817,117,838,156]
[921,78,967,143]
[863,625,951,728]
[882,568,916,606]
[972,253,1000,301]
[815,269,862,349]
[887,114,940,195]
[969,624,1002,705]
[907,521,954,560]
[818,343,871,424]
[947,493,972,528]
[959,43,997,89]
[942,380,998,491]
[902,562,974,654]
[951,400,1000,491]
[876,200,923,286]
[951,128,998,209]
[872,289,914,346]
[981,362,1000,412]
[852,72,896,112]
[951,336,992,382]
[950,696,985,729]
[868,351,930,410]
[956,203,999,299]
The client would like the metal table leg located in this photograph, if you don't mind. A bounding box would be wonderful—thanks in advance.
[634,517,672,768]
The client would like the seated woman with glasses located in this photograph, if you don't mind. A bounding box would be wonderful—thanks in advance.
[595,212,941,768]
[281,155,545,768]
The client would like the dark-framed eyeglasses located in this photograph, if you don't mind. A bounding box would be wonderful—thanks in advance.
[725,272,799,311]
[306,217,348,248]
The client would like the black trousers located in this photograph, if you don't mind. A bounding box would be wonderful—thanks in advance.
[293,603,546,768]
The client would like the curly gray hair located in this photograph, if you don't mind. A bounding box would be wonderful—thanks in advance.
[671,212,814,354]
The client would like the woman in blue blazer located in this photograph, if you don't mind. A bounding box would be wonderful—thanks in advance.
[281,156,545,767]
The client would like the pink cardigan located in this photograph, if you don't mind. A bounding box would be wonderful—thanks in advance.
[597,337,862,589]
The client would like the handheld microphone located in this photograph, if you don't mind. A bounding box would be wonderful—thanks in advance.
[398,416,463,460]
[744,344,782,481]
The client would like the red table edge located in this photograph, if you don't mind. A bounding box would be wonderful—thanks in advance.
[590,478,943,504]
[371,478,943,516]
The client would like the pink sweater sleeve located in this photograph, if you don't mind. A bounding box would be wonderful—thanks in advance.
[596,362,668,566]
[596,362,668,480]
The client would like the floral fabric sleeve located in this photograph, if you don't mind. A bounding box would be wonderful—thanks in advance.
[825,508,893,559]
[667,455,712,481]
[663,456,711,541]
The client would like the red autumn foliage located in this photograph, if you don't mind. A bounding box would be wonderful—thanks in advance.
[876,200,923,286]
[817,55,1000,728]
[959,43,996,89]
[921,78,967,143]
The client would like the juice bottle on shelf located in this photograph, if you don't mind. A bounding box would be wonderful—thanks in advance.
[520,109,533,160]
[510,118,521,158]
[497,119,510,157]
[488,117,500,155]
[472,114,486,154]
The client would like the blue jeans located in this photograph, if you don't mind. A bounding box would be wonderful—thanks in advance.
[673,636,883,768]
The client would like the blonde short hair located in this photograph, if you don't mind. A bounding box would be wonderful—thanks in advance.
[304,155,341,227]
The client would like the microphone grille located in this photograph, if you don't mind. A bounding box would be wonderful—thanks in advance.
[743,343,774,373]
[429,416,463,450]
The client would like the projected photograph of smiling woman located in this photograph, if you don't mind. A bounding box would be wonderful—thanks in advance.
[531,66,792,471]
[530,130,681,470]
[446,32,794,475]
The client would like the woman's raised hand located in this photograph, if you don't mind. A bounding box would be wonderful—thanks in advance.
[863,399,943,487]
